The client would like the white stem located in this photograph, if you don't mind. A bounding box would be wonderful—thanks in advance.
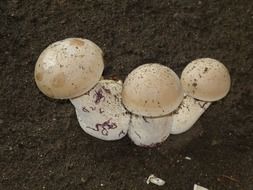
[171,95,211,135]
[128,114,172,147]
[70,80,130,141]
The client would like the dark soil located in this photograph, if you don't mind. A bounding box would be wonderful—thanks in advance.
[1,0,253,190]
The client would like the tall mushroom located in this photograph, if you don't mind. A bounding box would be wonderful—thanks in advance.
[171,58,231,134]
[34,38,130,140]
[122,63,184,146]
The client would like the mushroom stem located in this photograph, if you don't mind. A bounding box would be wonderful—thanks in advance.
[70,80,130,141]
[171,94,211,135]
[127,114,172,147]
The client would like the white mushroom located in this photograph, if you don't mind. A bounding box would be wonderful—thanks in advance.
[34,38,104,99]
[122,63,183,146]
[70,80,130,141]
[171,58,231,134]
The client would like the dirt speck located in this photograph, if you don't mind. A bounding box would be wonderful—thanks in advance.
[203,67,209,73]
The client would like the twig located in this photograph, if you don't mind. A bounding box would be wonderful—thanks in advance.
[221,175,240,183]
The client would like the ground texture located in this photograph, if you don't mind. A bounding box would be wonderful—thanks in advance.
[0,0,253,190]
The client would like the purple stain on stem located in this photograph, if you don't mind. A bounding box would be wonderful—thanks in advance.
[118,130,126,137]
[93,88,105,104]
[87,119,117,136]
[82,106,90,112]
[90,106,96,111]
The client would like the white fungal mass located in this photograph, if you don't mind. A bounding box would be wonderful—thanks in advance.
[70,80,130,141]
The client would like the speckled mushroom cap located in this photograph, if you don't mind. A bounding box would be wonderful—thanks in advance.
[34,38,104,99]
[122,63,184,117]
[181,58,231,101]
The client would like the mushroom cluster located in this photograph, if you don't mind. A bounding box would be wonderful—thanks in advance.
[34,38,231,147]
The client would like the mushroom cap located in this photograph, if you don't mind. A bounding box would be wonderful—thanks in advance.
[128,114,172,147]
[70,80,130,141]
[171,95,211,134]
[122,63,184,117]
[181,58,231,101]
[34,38,104,99]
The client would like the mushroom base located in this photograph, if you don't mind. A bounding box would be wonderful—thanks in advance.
[128,114,173,147]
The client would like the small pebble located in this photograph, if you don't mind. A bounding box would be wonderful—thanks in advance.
[146,174,165,186]
[194,184,208,190]
[185,156,192,160]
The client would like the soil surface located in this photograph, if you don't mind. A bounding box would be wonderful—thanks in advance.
[1,0,253,190]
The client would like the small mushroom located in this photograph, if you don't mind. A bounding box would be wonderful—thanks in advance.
[70,80,130,141]
[122,63,183,146]
[171,58,231,134]
[34,38,104,99]
[181,58,231,101]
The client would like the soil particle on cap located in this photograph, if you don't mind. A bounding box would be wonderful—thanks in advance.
[203,67,209,73]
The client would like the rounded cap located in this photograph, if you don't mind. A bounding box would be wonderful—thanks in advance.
[181,58,231,101]
[34,38,104,99]
[122,63,184,117]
